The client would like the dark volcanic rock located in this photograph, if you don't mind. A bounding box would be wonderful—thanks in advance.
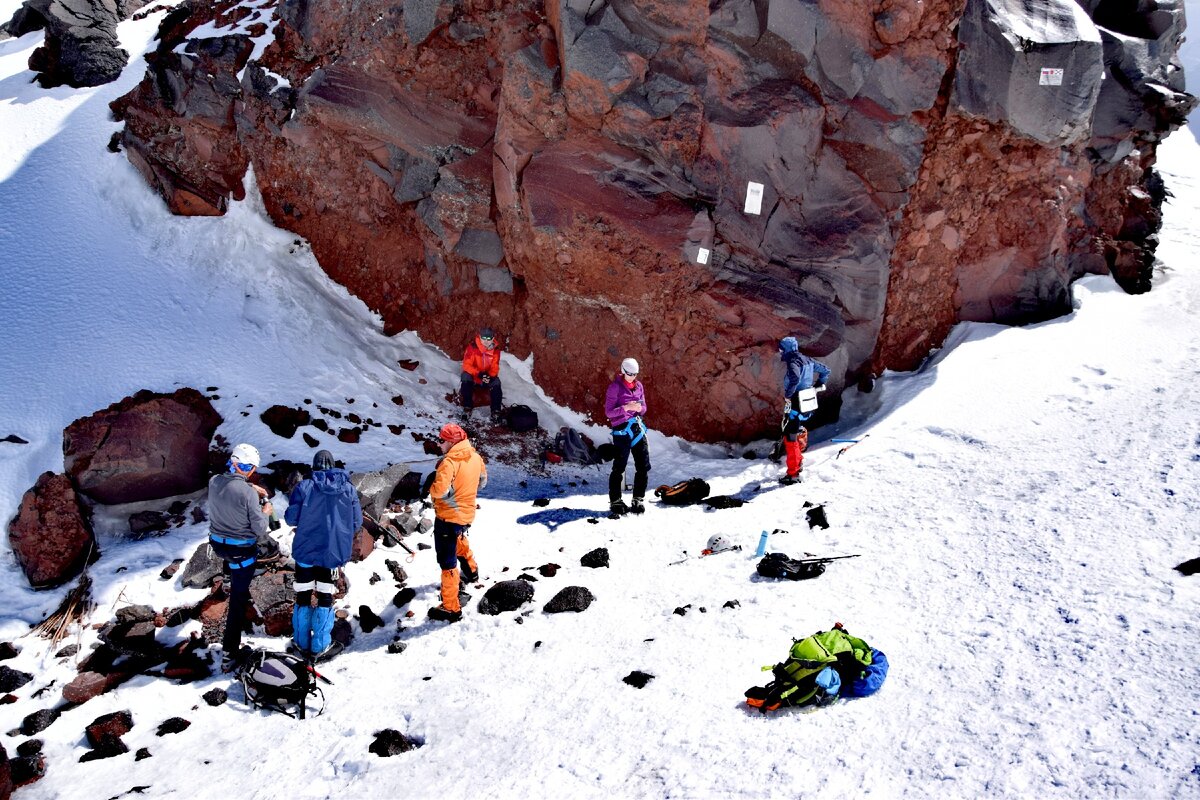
[63,388,222,504]
[0,642,19,660]
[9,752,45,788]
[357,605,385,633]
[156,717,191,736]
[477,580,535,616]
[391,587,416,608]
[260,405,311,438]
[85,710,133,747]
[20,708,61,736]
[15,740,42,758]
[0,744,9,797]
[202,687,228,706]
[79,733,129,762]
[623,670,654,689]
[128,510,170,537]
[369,729,421,757]
[26,0,129,89]
[7,472,98,589]
[179,542,224,589]
[351,463,411,520]
[543,586,595,614]
[580,548,609,569]
[0,666,34,693]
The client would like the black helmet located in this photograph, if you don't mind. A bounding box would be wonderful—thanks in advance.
[312,450,335,471]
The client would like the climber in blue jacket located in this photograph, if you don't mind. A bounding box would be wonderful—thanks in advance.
[284,450,362,660]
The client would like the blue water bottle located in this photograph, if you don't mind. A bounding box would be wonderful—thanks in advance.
[755,529,770,557]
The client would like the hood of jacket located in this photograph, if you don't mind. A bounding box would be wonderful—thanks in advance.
[444,440,477,462]
[312,467,353,494]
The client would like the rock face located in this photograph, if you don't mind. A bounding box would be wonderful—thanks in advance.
[112,0,1195,440]
[9,0,147,88]
[7,472,98,589]
[63,388,222,505]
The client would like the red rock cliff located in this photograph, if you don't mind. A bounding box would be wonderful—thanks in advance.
[110,0,1196,441]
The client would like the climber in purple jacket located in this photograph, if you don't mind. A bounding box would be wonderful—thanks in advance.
[604,357,650,518]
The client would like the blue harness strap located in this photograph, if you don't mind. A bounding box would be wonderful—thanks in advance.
[613,416,645,447]
[210,533,253,546]
[228,556,257,570]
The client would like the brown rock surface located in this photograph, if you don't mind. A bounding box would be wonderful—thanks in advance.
[112,0,1196,440]
[63,388,221,505]
[7,472,98,590]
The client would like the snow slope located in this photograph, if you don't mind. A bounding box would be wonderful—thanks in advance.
[0,4,1197,799]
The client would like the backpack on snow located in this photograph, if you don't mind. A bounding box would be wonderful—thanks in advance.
[756,552,826,580]
[240,650,325,719]
[744,625,887,713]
[653,478,710,506]
[505,404,538,433]
[553,427,600,465]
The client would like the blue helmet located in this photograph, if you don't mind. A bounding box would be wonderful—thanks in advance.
[779,336,799,354]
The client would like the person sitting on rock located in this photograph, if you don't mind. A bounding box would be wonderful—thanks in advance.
[460,327,503,423]
[284,449,361,661]
[207,442,273,672]
[778,336,831,485]
[427,423,485,623]
[605,357,650,518]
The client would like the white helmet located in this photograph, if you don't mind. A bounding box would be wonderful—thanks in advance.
[707,534,730,552]
[620,357,639,377]
[230,443,261,468]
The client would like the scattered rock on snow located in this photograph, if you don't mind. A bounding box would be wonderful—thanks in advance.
[179,543,223,589]
[135,748,152,761]
[202,688,228,707]
[159,559,185,580]
[9,752,45,787]
[0,642,19,660]
[19,708,61,736]
[260,405,311,439]
[543,586,595,614]
[156,717,191,736]
[357,606,385,633]
[580,548,609,569]
[623,671,654,689]
[55,644,80,658]
[128,510,170,537]
[79,733,129,762]
[16,740,42,757]
[369,729,421,757]
[85,710,133,747]
[477,580,534,615]
[537,563,559,577]
[387,641,408,655]
[0,666,33,693]
[392,588,416,608]
[385,559,408,586]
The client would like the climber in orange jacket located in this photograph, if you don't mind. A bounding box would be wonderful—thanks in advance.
[427,423,486,622]
[460,327,503,423]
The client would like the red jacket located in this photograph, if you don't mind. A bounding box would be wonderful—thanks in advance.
[462,335,502,381]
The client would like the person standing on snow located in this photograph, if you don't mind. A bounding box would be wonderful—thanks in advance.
[427,423,485,623]
[605,357,650,517]
[778,336,831,485]
[284,449,361,661]
[207,442,275,672]
[460,327,504,423]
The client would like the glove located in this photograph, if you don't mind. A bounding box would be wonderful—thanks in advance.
[480,374,491,384]
[782,399,792,414]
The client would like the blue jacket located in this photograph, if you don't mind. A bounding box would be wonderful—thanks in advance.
[781,350,831,400]
[284,468,362,568]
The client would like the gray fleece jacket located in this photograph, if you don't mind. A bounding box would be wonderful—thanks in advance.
[207,472,268,545]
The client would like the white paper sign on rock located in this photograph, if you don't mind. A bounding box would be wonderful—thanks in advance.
[744,182,764,215]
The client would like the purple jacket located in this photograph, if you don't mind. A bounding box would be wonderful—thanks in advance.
[605,377,647,427]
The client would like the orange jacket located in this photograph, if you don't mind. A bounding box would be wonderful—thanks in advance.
[462,335,502,381]
[430,439,488,524]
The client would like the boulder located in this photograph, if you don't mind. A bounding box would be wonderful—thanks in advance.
[26,0,128,89]
[179,542,224,588]
[63,388,222,505]
[128,510,170,537]
[350,527,374,562]
[580,548,610,569]
[7,472,98,589]
[368,729,421,757]
[79,734,128,762]
[9,753,45,788]
[0,643,18,660]
[19,708,61,736]
[260,405,310,439]
[351,463,412,520]
[477,580,535,616]
[0,666,33,693]
[543,586,596,613]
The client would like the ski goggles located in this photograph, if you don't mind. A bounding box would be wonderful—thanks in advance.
[622,369,638,378]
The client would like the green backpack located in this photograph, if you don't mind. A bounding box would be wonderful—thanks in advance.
[745,625,874,712]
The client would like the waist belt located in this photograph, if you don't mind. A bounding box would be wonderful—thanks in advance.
[612,416,645,447]
[210,533,255,547]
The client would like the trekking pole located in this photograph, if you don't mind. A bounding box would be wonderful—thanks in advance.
[796,554,860,565]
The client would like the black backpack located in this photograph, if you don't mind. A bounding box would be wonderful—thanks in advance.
[653,478,710,506]
[554,428,600,465]
[506,404,538,432]
[240,650,325,718]
[756,552,826,580]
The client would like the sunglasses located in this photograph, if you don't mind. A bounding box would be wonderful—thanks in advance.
[233,461,255,474]
[622,370,638,378]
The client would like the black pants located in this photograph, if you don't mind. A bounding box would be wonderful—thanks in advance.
[294,564,336,608]
[460,372,502,412]
[209,539,256,654]
[609,432,650,502]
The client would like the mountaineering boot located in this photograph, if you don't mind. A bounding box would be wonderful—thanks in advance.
[221,645,252,674]
[312,639,344,663]
[292,604,314,653]
[629,497,645,515]
[490,408,503,424]
[459,555,479,584]
[428,605,463,623]
[779,474,802,486]
[309,606,336,656]
[609,499,628,519]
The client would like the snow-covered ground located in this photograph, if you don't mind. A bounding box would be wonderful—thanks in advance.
[0,4,1197,799]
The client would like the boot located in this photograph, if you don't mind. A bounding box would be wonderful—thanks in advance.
[609,499,628,519]
[459,555,479,584]
[428,605,462,622]
[629,497,645,515]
